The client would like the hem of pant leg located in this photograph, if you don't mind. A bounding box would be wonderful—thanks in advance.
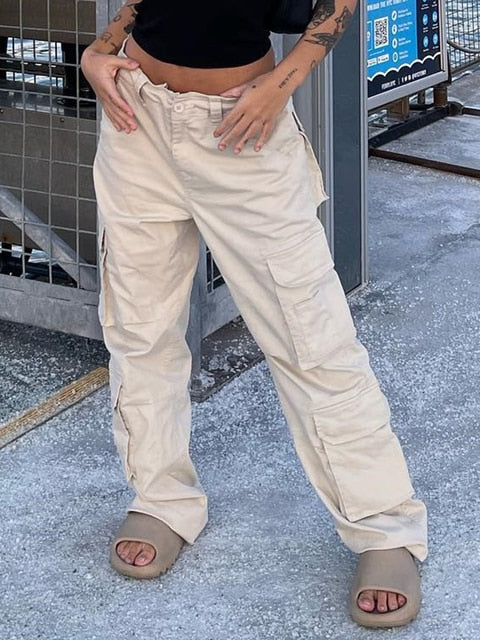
[351,542,428,563]
[127,508,206,545]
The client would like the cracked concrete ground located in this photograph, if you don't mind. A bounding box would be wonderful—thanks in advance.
[1,72,479,639]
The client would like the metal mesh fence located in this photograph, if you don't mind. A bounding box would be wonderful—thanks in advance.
[446,0,480,73]
[0,1,98,291]
[0,0,225,297]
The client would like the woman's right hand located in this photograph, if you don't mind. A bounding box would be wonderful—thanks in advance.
[80,47,140,133]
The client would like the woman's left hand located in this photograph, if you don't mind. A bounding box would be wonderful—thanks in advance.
[214,71,292,154]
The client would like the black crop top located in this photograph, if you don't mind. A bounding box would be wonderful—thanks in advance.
[132,0,277,68]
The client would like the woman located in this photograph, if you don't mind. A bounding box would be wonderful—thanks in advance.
[81,0,427,628]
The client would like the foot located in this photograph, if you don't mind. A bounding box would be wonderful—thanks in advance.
[358,590,407,613]
[116,540,156,566]
[110,513,184,578]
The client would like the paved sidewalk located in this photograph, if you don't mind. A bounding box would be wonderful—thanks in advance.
[1,76,480,639]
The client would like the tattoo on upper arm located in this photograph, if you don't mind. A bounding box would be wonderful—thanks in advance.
[307,0,336,30]
[303,5,353,52]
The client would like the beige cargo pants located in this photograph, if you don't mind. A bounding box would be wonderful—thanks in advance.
[93,52,428,561]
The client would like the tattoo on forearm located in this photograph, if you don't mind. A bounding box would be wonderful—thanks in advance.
[335,6,353,31]
[99,31,113,44]
[303,33,337,53]
[98,30,121,53]
[307,0,336,30]
[124,2,140,34]
[303,5,353,53]
[278,68,298,89]
[98,2,140,51]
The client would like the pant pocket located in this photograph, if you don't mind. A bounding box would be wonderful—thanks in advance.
[266,230,357,369]
[112,382,136,483]
[312,382,414,522]
[291,109,328,207]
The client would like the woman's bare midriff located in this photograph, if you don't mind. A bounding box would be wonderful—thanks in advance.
[125,36,275,95]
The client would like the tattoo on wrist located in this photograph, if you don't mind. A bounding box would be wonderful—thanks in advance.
[278,68,298,89]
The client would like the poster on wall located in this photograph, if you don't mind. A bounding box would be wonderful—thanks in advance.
[367,0,448,109]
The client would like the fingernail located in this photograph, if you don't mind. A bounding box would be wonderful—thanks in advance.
[218,144,225,151]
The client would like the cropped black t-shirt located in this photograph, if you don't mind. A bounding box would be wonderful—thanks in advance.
[131,0,277,68]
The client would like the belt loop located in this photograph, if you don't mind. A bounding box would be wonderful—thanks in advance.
[209,97,223,122]
[134,73,148,106]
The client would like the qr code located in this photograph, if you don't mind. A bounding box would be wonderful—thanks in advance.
[374,17,389,48]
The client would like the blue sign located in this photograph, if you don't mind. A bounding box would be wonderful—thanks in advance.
[367,0,443,102]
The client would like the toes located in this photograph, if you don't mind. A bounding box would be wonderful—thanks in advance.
[116,541,156,566]
[134,544,156,566]
[376,591,388,613]
[387,591,399,611]
[357,590,376,612]
[374,591,407,613]
[116,540,135,564]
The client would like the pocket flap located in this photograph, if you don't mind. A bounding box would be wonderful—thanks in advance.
[266,231,334,288]
[313,382,391,445]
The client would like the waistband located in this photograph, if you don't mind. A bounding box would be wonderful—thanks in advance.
[117,37,293,117]
[118,37,239,116]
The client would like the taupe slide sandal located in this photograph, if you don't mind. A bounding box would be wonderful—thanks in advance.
[349,548,421,628]
[110,511,184,579]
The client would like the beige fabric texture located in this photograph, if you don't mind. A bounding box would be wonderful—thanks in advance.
[93,52,428,560]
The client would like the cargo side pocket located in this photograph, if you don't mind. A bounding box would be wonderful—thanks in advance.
[291,109,329,207]
[112,383,136,483]
[266,231,357,370]
[312,382,414,522]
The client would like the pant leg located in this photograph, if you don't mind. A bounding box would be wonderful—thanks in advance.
[92,68,208,544]
[180,101,428,560]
